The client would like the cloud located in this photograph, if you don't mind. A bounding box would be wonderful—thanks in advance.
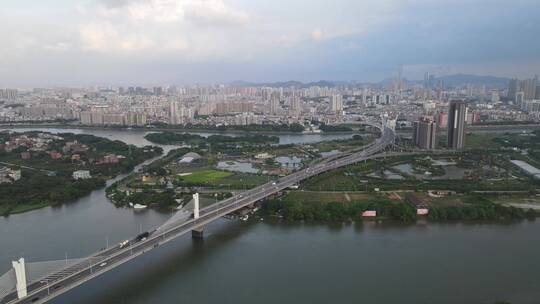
[43,42,72,51]
[80,23,157,51]
[95,0,248,25]
[77,0,251,57]
[1,0,540,86]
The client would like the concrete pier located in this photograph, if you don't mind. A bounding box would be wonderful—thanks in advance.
[192,227,204,239]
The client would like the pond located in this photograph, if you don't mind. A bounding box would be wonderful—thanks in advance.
[275,156,303,169]
[216,160,259,174]
[393,163,468,180]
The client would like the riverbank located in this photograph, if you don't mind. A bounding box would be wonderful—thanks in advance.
[3,122,540,136]
[253,192,538,224]
[0,177,107,216]
[0,131,163,215]
[0,123,354,136]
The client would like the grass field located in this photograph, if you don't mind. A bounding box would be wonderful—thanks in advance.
[284,191,377,204]
[465,133,502,149]
[178,169,232,183]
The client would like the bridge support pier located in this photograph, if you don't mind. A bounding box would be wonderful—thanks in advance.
[12,258,27,299]
[192,227,204,239]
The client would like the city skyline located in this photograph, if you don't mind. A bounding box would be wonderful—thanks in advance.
[1,0,540,87]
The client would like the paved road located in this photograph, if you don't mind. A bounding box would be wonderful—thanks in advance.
[2,126,395,304]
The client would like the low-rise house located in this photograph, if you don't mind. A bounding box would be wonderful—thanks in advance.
[73,170,91,180]
[0,167,21,184]
[405,193,429,215]
[101,154,119,164]
[63,141,89,153]
[20,151,31,159]
[9,170,21,181]
[255,152,274,159]
[362,210,377,217]
[49,151,63,159]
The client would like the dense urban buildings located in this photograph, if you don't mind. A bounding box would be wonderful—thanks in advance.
[0,74,538,138]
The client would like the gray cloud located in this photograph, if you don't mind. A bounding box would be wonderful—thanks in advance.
[0,0,539,86]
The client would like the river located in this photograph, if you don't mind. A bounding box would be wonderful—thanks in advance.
[1,128,539,304]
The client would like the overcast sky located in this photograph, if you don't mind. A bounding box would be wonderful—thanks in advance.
[1,0,540,87]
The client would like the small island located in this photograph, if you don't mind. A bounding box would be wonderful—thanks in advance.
[0,131,162,215]
[144,131,279,146]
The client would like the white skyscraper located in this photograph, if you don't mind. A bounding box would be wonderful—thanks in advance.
[331,94,343,114]
[270,97,280,115]
[169,100,182,125]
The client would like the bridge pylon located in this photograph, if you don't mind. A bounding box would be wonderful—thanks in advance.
[192,193,204,239]
[12,258,27,299]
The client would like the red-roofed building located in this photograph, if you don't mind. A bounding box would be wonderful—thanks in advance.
[361,210,377,217]
[49,151,63,159]
[20,152,31,159]
[405,193,429,215]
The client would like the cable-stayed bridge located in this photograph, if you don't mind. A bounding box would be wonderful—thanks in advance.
[1,122,395,304]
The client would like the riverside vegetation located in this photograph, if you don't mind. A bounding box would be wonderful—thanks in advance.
[0,131,162,215]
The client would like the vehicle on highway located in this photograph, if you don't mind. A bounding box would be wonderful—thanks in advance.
[119,240,129,248]
[135,231,150,242]
[99,262,107,267]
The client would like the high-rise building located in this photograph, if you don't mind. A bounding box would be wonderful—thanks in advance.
[127,112,147,126]
[153,87,163,96]
[412,118,437,150]
[521,76,538,100]
[516,92,525,105]
[384,94,391,104]
[424,72,431,89]
[491,90,500,103]
[520,100,540,112]
[447,100,468,149]
[331,94,343,113]
[362,88,368,105]
[269,97,280,115]
[0,89,18,100]
[170,100,181,125]
[423,73,435,89]
[436,112,448,129]
[290,96,301,116]
[507,78,518,99]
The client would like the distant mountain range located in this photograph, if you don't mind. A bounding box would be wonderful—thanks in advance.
[431,74,511,87]
[229,80,341,88]
[230,74,511,88]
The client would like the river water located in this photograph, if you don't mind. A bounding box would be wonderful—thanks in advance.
[1,128,539,304]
